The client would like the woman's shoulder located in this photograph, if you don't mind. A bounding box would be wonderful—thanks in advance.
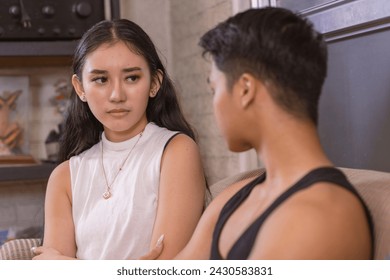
[164,132,196,148]
[47,160,72,198]
[48,160,70,183]
[141,122,181,147]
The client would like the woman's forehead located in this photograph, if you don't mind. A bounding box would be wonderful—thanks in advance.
[83,41,148,71]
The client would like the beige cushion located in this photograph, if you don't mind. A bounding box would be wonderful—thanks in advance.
[0,238,41,260]
[208,167,390,260]
[339,167,390,260]
[206,168,265,206]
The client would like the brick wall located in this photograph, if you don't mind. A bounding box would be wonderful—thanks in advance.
[170,0,243,184]
[120,0,172,73]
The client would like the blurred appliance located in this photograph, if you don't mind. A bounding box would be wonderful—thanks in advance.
[0,0,120,56]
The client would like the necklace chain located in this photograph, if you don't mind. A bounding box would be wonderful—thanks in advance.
[101,131,143,199]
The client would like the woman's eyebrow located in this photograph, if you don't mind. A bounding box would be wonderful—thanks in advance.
[88,67,142,74]
[123,67,142,73]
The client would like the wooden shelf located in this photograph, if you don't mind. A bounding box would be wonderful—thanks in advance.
[0,56,72,67]
[0,40,76,67]
[0,162,56,182]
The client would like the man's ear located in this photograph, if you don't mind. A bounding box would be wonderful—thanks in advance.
[237,73,257,109]
[71,74,87,102]
[149,70,163,98]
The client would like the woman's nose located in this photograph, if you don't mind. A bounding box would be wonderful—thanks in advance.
[109,81,126,102]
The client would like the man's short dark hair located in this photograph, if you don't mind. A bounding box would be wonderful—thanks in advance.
[199,7,328,124]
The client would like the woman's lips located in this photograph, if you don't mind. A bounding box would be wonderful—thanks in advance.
[107,108,130,116]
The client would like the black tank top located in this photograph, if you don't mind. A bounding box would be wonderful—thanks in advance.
[210,167,374,259]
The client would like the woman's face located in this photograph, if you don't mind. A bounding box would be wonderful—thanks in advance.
[73,41,157,142]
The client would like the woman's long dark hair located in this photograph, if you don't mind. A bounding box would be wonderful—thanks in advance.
[58,19,195,162]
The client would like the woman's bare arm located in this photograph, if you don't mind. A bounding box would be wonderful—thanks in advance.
[33,161,77,260]
[149,134,206,259]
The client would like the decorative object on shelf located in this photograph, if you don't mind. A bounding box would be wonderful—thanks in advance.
[44,124,63,163]
[0,90,22,155]
[45,78,71,162]
[50,78,71,118]
[0,76,35,164]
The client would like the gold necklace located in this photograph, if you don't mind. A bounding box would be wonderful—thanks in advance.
[101,131,143,199]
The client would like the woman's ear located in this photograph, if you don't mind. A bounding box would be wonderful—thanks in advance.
[149,70,163,98]
[238,73,257,109]
[71,74,87,102]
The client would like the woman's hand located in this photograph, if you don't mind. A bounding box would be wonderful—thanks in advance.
[32,235,164,260]
[138,235,164,260]
[32,246,76,260]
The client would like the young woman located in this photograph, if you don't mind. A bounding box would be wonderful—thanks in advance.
[32,19,206,260]
[148,7,374,260]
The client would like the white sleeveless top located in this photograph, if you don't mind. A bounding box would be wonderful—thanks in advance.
[70,122,178,259]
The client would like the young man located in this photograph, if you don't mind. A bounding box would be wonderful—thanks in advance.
[148,7,373,260]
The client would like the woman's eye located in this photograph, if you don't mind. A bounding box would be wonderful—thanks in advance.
[126,75,139,82]
[92,77,107,84]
